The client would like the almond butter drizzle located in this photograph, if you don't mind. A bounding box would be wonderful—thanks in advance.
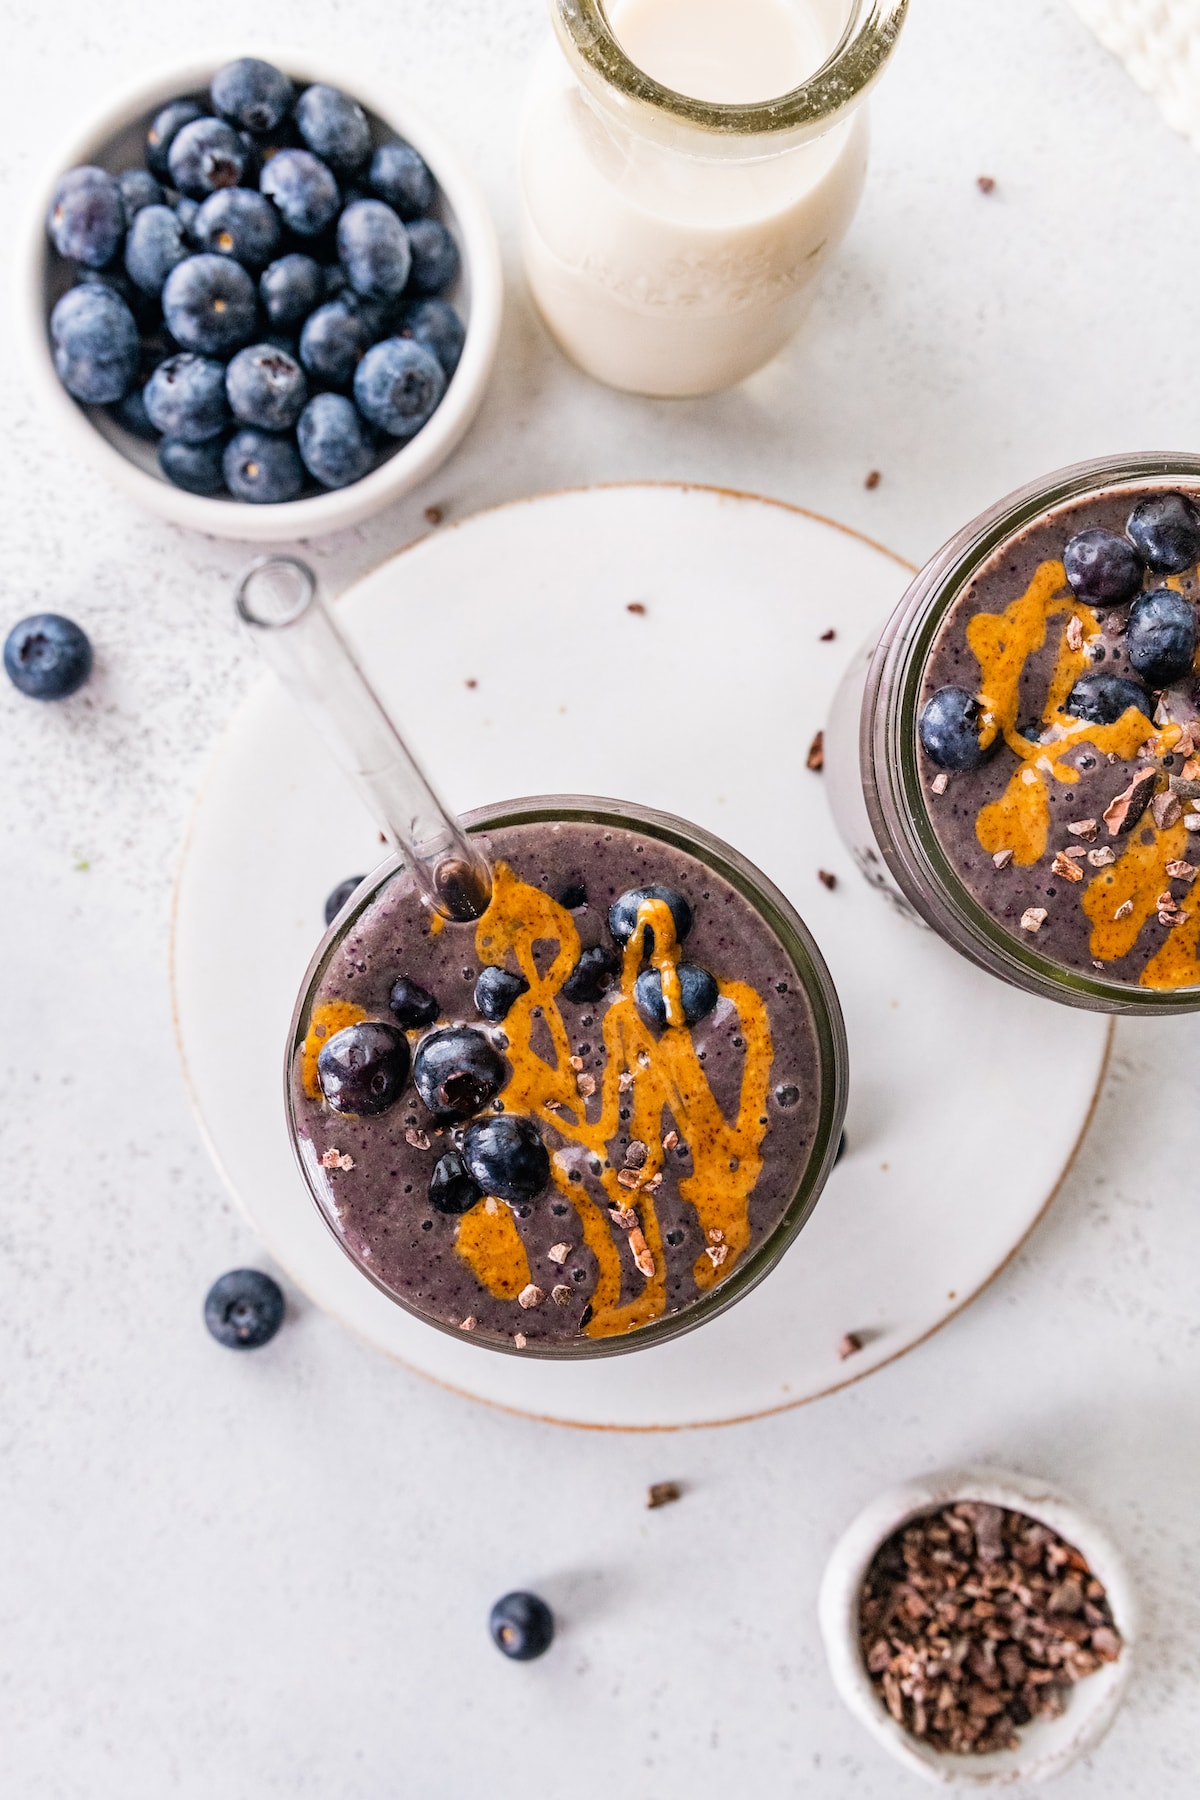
[455,1201,533,1300]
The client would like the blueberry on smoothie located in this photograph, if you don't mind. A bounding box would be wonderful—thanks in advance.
[204,1269,285,1348]
[404,217,459,296]
[428,1151,483,1215]
[124,204,189,295]
[474,965,530,1022]
[50,285,139,403]
[1063,528,1144,605]
[561,945,620,1003]
[260,253,324,328]
[260,148,340,237]
[299,301,370,389]
[145,98,206,179]
[489,1592,555,1661]
[117,167,164,219]
[413,1027,507,1120]
[226,344,307,432]
[387,975,439,1028]
[317,1021,411,1115]
[210,58,294,134]
[353,337,445,436]
[337,198,411,300]
[1124,588,1198,687]
[462,1115,550,1204]
[47,166,125,267]
[193,187,282,269]
[297,392,375,489]
[4,614,92,700]
[918,686,997,771]
[159,436,227,495]
[634,963,719,1029]
[403,297,465,378]
[1126,492,1200,574]
[609,885,693,952]
[168,117,246,199]
[295,83,371,173]
[1064,672,1151,725]
[368,141,434,219]
[223,428,305,503]
[324,873,366,926]
[144,353,229,442]
[163,254,257,356]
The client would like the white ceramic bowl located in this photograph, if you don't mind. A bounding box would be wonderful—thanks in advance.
[26,52,503,541]
[818,1466,1137,1787]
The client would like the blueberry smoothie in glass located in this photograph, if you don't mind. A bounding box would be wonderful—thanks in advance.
[288,798,846,1357]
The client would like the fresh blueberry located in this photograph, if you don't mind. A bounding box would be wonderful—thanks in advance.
[402,297,465,378]
[117,167,164,219]
[404,217,459,296]
[634,963,719,1029]
[162,254,257,355]
[124,203,189,295]
[918,685,997,771]
[174,195,200,241]
[317,1020,411,1115]
[412,1026,507,1120]
[50,285,139,403]
[210,58,295,134]
[203,1268,285,1349]
[192,187,282,269]
[475,965,530,1022]
[353,336,445,437]
[428,1151,483,1215]
[1124,587,1198,687]
[109,385,159,440]
[1062,529,1144,606]
[1064,672,1152,725]
[462,1115,550,1204]
[159,436,227,495]
[608,885,693,953]
[388,976,440,1028]
[75,264,158,327]
[168,117,246,199]
[323,262,349,301]
[226,344,308,431]
[144,353,229,442]
[339,290,391,343]
[145,99,206,180]
[1127,493,1200,574]
[223,428,305,504]
[47,166,125,268]
[261,147,340,237]
[299,300,369,388]
[337,198,411,301]
[489,1592,555,1660]
[297,392,375,489]
[260,253,324,327]
[561,945,620,1003]
[295,84,371,173]
[324,873,366,925]
[368,140,435,219]
[4,613,92,700]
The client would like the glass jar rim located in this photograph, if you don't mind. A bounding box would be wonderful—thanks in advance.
[552,0,909,144]
[872,451,1200,1013]
[286,793,849,1357]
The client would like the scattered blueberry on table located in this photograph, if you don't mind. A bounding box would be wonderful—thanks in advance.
[4,614,93,700]
[44,56,465,503]
[488,1592,555,1661]
[203,1269,285,1348]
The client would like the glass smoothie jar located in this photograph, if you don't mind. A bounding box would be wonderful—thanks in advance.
[826,453,1200,1014]
[287,795,848,1358]
[519,0,909,397]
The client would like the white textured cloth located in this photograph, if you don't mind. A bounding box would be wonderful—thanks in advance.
[1070,0,1200,146]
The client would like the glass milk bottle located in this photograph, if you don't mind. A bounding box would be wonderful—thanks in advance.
[519,0,908,397]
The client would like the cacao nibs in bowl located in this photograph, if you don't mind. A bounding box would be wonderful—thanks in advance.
[859,1501,1123,1755]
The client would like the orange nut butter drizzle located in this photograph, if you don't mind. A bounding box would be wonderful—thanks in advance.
[959,558,1200,988]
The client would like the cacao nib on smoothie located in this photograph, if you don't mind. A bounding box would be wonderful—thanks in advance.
[918,487,1200,991]
[290,818,824,1351]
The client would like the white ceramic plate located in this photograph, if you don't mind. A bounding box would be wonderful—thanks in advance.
[171,483,1111,1429]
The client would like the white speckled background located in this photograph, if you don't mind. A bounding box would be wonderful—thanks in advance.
[3,3,1199,1795]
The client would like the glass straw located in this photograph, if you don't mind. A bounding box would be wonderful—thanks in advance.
[235,555,492,922]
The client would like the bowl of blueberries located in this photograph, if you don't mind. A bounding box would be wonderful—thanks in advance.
[31,54,502,540]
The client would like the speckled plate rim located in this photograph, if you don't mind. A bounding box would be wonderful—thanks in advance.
[170,481,1114,1431]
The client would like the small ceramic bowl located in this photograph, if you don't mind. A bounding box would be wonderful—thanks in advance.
[818,1466,1137,1787]
[26,52,503,541]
